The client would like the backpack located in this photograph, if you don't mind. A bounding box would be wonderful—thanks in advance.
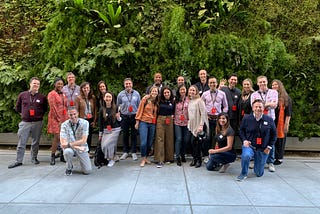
[94,146,109,168]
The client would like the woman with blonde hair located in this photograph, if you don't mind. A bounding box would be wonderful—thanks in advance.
[271,79,292,165]
[238,78,255,123]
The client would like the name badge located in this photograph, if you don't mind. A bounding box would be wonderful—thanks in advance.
[263,121,268,125]
[179,115,185,121]
[70,100,74,106]
[36,99,40,103]
[263,109,268,114]
[128,105,133,112]
[256,137,262,145]
[232,105,237,111]
[86,113,92,119]
[211,107,216,114]
[152,118,157,124]
[63,109,67,115]
[29,109,35,116]
[165,117,171,125]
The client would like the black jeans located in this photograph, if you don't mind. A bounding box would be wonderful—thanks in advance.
[121,114,137,153]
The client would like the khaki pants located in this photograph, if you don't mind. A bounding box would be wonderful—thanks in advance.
[154,115,174,163]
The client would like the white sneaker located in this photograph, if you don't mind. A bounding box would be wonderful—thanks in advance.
[107,160,115,167]
[132,153,138,161]
[120,153,128,160]
[203,156,209,164]
[268,163,275,172]
[219,163,230,173]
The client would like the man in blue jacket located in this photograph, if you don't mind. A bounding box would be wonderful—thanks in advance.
[237,99,277,181]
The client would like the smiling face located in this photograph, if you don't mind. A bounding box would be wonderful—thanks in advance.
[68,108,79,124]
[54,80,64,92]
[208,78,218,91]
[98,83,107,94]
[179,86,187,98]
[124,80,133,92]
[104,92,113,106]
[253,100,264,118]
[67,74,76,86]
[177,76,185,86]
[242,80,251,92]
[218,115,228,127]
[81,84,90,97]
[150,87,159,98]
[188,86,198,99]
[257,76,268,92]
[228,75,238,88]
[30,79,40,93]
[271,81,279,91]
[154,73,162,85]
[198,70,207,83]
[163,89,171,100]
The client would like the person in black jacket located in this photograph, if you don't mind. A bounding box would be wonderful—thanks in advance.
[237,99,277,181]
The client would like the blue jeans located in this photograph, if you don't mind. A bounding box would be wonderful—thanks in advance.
[240,146,268,177]
[206,151,236,171]
[266,144,275,164]
[174,125,189,157]
[139,121,156,157]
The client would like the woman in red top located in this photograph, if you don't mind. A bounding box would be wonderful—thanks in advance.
[47,78,68,165]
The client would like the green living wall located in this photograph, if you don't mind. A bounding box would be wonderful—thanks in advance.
[0,0,319,139]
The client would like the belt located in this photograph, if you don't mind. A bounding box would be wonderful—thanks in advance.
[122,114,136,118]
[208,114,218,120]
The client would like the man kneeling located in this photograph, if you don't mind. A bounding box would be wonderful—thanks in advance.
[60,106,92,175]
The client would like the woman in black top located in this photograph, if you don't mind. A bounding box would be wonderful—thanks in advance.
[238,78,254,124]
[206,112,236,173]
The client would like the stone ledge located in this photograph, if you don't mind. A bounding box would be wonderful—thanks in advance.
[0,133,319,151]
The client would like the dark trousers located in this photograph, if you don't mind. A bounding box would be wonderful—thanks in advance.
[85,118,94,151]
[206,151,236,171]
[202,119,216,157]
[191,135,203,161]
[121,114,137,153]
[275,137,286,160]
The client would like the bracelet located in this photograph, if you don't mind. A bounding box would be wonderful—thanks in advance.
[267,146,272,150]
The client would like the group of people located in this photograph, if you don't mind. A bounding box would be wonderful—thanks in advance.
[8,70,292,181]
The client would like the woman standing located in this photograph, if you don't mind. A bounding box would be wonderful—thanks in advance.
[154,86,175,168]
[206,112,236,173]
[135,86,159,167]
[187,85,209,168]
[75,82,97,153]
[97,81,108,109]
[174,84,189,166]
[98,92,122,167]
[238,78,254,124]
[47,78,68,165]
[271,79,292,165]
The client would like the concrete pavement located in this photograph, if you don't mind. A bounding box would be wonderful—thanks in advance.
[1,149,320,214]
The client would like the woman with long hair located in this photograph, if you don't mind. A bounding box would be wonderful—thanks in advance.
[187,85,209,168]
[206,112,237,173]
[271,79,292,165]
[47,78,68,165]
[97,81,108,109]
[238,78,255,123]
[98,91,122,167]
[135,86,159,167]
[174,84,190,166]
[75,82,97,153]
[154,86,175,168]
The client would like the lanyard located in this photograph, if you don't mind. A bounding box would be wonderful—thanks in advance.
[85,98,91,113]
[259,90,268,102]
[68,87,76,101]
[125,91,133,104]
[210,90,218,105]
[71,121,79,139]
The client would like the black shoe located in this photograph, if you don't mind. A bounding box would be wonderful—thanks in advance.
[274,159,282,165]
[8,162,22,169]
[177,157,181,166]
[181,155,186,163]
[190,159,196,167]
[65,168,72,176]
[195,160,202,168]
[31,158,40,165]
[60,150,66,163]
[50,154,55,165]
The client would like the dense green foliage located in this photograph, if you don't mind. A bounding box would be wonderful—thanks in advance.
[0,0,319,139]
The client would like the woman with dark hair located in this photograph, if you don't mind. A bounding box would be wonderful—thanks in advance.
[174,84,190,166]
[206,112,236,173]
[98,91,122,167]
[154,86,175,168]
[47,78,68,165]
[271,79,292,165]
[97,81,108,109]
[75,82,97,153]
[188,85,209,168]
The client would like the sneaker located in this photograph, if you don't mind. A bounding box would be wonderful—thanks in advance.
[268,163,275,172]
[219,163,230,173]
[132,153,138,161]
[107,160,115,167]
[120,153,128,160]
[31,158,40,165]
[236,174,247,181]
[156,162,164,168]
[65,168,72,176]
[114,155,120,162]
[8,162,22,169]
[274,159,282,165]
[203,156,209,164]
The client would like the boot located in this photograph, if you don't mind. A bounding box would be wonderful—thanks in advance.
[190,158,196,167]
[195,159,202,168]
[50,153,55,165]
[60,150,66,163]
[181,155,186,163]
[177,157,181,166]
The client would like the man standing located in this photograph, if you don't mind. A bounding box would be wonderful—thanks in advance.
[62,72,80,107]
[146,72,163,94]
[237,99,276,181]
[250,75,278,172]
[60,106,92,176]
[117,78,141,161]
[195,69,209,97]
[8,77,48,168]
[220,73,241,134]
[201,77,228,162]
